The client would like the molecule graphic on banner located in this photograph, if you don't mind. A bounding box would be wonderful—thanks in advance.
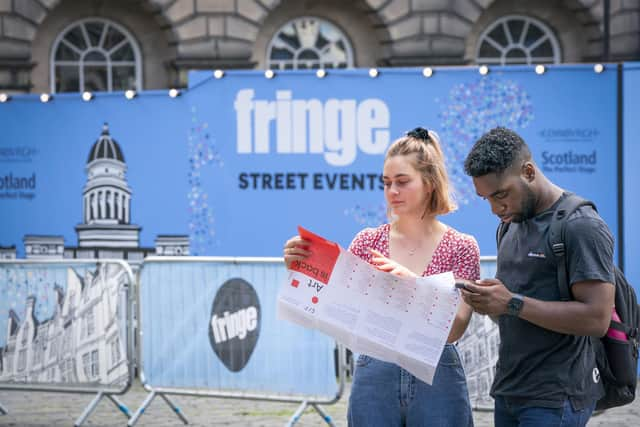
[438,75,534,205]
[345,204,387,227]
[187,105,224,255]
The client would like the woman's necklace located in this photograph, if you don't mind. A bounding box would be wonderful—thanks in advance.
[392,222,432,257]
[394,225,423,256]
[407,241,422,256]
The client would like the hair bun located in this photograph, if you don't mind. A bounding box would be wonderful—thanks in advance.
[406,127,430,141]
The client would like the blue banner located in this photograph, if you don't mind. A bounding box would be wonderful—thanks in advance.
[623,63,640,290]
[138,259,337,397]
[0,66,619,258]
[0,92,189,257]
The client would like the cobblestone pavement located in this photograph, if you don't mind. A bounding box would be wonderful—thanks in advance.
[0,380,638,426]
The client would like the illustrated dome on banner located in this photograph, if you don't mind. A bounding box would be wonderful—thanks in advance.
[17,122,189,261]
[87,124,125,164]
[77,122,138,247]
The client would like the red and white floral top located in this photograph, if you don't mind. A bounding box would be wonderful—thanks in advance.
[348,223,480,281]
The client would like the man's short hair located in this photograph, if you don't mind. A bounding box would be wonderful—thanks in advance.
[463,127,531,177]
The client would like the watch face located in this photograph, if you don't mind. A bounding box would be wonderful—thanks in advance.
[508,295,524,316]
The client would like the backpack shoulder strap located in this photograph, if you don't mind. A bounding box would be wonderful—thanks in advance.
[496,221,509,250]
[548,193,597,301]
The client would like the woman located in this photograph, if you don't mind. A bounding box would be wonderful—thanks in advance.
[283,127,479,427]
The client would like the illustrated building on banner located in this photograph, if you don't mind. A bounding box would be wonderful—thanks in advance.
[6,123,190,262]
[0,263,128,385]
[457,313,500,409]
[0,245,16,259]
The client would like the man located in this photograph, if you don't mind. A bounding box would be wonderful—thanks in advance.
[460,127,615,427]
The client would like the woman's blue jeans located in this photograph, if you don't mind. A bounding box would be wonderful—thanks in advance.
[348,343,473,427]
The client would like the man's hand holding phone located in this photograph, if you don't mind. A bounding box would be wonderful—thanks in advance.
[455,280,475,292]
[458,278,514,317]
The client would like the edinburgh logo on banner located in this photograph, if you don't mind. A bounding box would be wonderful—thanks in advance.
[208,278,261,372]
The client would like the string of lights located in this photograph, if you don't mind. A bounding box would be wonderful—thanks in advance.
[0,64,608,103]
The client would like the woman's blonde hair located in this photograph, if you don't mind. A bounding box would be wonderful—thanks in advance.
[385,128,457,216]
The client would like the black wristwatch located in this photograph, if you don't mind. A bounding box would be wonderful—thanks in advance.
[507,293,524,317]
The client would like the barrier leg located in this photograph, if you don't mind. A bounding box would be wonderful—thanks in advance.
[128,390,188,426]
[311,403,335,426]
[287,401,335,426]
[286,400,309,427]
[74,392,131,426]
[128,390,156,427]
[159,392,189,424]
[106,394,131,418]
[74,391,104,427]
[0,400,8,415]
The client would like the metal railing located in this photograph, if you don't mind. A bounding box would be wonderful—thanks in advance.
[130,256,346,426]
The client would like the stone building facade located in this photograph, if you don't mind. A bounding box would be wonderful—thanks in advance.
[0,0,638,93]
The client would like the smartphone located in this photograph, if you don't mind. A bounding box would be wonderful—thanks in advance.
[455,281,472,291]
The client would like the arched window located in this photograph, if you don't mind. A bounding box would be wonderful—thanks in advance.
[267,17,354,70]
[476,15,561,65]
[51,18,142,93]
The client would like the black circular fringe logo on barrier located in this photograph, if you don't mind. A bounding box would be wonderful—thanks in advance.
[208,278,261,372]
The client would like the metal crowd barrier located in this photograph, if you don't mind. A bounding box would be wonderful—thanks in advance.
[132,256,345,426]
[0,259,135,426]
[457,256,499,411]
[0,256,498,424]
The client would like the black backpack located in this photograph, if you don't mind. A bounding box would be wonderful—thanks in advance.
[497,193,640,410]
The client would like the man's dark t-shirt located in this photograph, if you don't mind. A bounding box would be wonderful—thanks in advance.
[491,193,615,409]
